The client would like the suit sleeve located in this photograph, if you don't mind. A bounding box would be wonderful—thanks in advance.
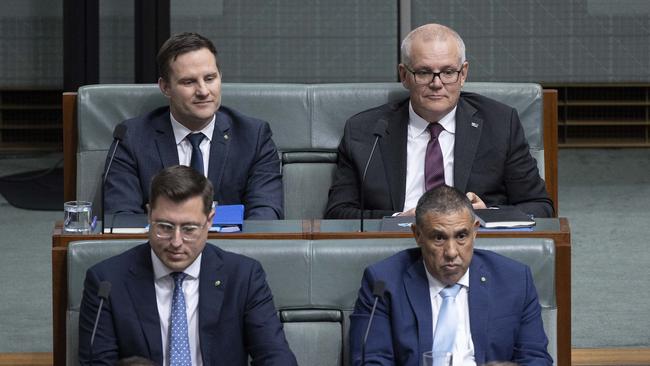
[242,122,284,220]
[501,109,554,218]
[512,267,554,366]
[78,268,119,366]
[103,122,147,215]
[325,121,396,219]
[349,268,395,366]
[244,261,298,366]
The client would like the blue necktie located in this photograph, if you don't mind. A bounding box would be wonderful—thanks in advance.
[169,272,191,366]
[432,284,462,354]
[187,133,205,175]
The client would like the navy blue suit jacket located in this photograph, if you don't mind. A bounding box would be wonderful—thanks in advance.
[78,243,297,366]
[349,248,552,366]
[104,105,283,219]
[325,93,553,219]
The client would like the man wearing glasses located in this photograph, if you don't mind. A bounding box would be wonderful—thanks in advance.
[78,165,297,365]
[325,23,553,219]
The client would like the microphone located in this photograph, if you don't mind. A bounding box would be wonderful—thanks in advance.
[361,280,386,366]
[359,119,388,232]
[101,124,127,234]
[89,281,111,365]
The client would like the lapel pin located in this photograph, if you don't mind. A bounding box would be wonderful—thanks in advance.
[223,134,229,140]
[480,276,487,282]
[214,280,221,287]
[471,122,479,128]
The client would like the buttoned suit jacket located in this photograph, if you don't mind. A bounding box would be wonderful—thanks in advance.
[78,243,297,366]
[325,93,553,219]
[349,248,552,366]
[104,105,283,219]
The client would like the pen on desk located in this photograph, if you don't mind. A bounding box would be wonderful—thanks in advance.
[90,216,97,231]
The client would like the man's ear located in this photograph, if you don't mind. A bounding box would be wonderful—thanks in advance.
[398,64,408,86]
[158,77,169,97]
[411,223,422,247]
[472,218,479,239]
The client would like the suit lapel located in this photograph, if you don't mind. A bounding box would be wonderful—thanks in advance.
[382,100,409,211]
[125,246,164,364]
[468,253,489,364]
[152,112,180,168]
[207,110,232,194]
[453,97,483,192]
[404,258,433,356]
[197,245,227,365]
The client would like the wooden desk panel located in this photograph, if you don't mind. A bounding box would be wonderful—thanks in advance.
[52,218,570,366]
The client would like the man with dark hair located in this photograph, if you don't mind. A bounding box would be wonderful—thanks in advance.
[79,165,297,365]
[349,185,552,366]
[325,23,553,220]
[104,32,283,219]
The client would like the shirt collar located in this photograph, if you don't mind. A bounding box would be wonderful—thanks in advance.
[408,101,457,137]
[169,112,215,145]
[151,249,202,281]
[423,259,470,294]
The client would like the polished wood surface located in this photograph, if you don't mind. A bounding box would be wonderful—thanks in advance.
[572,348,650,365]
[52,218,571,366]
[9,347,649,366]
[62,92,77,202]
[543,89,559,214]
[0,353,52,366]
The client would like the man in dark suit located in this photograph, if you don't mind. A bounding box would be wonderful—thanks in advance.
[325,24,552,219]
[104,32,283,219]
[349,185,552,366]
[79,166,297,365]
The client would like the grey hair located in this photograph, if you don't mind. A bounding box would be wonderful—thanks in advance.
[400,24,466,66]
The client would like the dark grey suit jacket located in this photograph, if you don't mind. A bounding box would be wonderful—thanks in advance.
[104,105,283,219]
[78,243,298,365]
[325,93,553,219]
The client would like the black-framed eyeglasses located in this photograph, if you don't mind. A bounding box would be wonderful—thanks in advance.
[150,220,209,242]
[403,65,463,85]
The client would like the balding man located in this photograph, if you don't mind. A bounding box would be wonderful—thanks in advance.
[325,23,552,219]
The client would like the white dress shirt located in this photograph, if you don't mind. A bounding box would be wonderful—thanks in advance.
[152,251,203,366]
[424,263,476,366]
[170,113,216,178]
[403,102,456,212]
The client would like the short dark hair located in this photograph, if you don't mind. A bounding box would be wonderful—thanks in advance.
[157,32,219,81]
[149,165,214,216]
[415,185,474,227]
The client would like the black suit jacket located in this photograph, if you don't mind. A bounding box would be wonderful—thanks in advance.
[104,105,283,219]
[78,243,298,366]
[325,93,553,219]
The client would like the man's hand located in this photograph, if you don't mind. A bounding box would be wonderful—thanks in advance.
[466,192,487,209]
[397,208,416,216]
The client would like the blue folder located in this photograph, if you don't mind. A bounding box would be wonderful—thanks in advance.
[211,204,244,232]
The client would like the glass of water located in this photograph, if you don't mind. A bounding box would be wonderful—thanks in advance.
[422,351,452,366]
[63,201,92,233]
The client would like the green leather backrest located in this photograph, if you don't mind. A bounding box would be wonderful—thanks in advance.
[75,83,544,219]
[67,237,556,366]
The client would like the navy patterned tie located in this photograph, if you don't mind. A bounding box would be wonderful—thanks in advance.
[432,284,462,354]
[187,133,205,175]
[425,123,445,191]
[169,272,191,366]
